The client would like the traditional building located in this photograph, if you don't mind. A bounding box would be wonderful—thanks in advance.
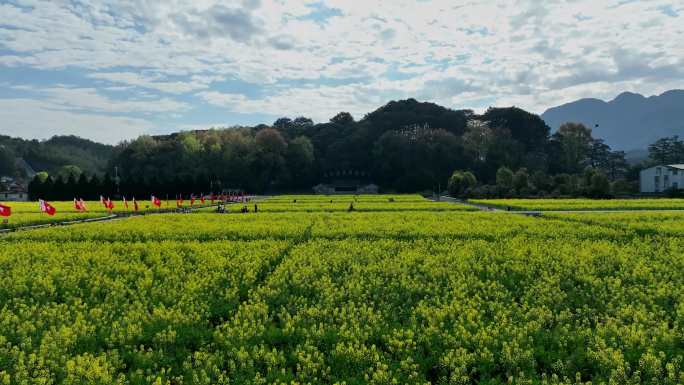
[313,169,378,194]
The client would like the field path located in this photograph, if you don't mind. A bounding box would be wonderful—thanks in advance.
[0,196,275,234]
[0,203,220,234]
[434,196,684,215]
[431,196,503,211]
[6,195,684,235]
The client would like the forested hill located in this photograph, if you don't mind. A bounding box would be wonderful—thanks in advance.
[108,99,631,194]
[0,135,114,178]
[17,98,665,197]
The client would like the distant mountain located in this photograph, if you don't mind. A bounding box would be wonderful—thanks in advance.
[541,90,684,151]
[624,148,649,165]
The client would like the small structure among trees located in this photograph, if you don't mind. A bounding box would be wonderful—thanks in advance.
[313,170,378,194]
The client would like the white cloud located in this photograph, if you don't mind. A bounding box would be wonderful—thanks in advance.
[0,0,683,139]
[0,84,190,143]
[88,72,214,94]
[21,85,191,114]
[0,98,153,144]
[178,123,238,131]
[198,83,404,122]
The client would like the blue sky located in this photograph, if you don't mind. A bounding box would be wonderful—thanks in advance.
[0,0,683,144]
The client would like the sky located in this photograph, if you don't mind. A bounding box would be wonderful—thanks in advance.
[1,0,683,144]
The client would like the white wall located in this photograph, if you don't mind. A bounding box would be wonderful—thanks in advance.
[640,166,684,193]
[1,192,28,201]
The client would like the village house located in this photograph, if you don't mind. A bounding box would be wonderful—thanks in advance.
[0,176,29,201]
[640,164,684,193]
[0,188,28,201]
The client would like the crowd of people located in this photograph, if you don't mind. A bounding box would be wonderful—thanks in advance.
[214,195,365,214]
[215,202,258,214]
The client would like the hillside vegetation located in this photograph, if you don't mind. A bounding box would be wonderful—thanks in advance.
[0,135,114,178]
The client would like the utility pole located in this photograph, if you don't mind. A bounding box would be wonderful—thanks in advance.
[114,166,120,195]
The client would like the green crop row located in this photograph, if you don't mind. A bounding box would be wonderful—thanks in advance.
[469,198,684,211]
[1,198,684,384]
[0,200,213,230]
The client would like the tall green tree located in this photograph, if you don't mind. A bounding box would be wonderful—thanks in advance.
[448,170,477,197]
[330,112,355,125]
[255,128,288,191]
[286,136,315,189]
[605,151,629,181]
[57,165,83,180]
[588,139,611,169]
[0,146,16,176]
[553,122,594,174]
[482,107,550,151]
[649,136,684,164]
[496,167,514,193]
[585,168,611,197]
[513,168,530,194]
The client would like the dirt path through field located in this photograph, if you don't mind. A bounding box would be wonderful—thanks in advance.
[433,196,684,215]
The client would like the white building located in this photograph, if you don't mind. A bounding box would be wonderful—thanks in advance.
[312,183,379,194]
[640,164,684,193]
[0,189,29,201]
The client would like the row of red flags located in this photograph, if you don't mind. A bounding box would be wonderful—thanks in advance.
[0,192,248,218]
[0,199,59,217]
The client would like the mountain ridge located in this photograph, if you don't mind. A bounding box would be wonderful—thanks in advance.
[541,90,684,151]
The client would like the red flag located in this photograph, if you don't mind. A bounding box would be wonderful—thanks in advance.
[105,198,114,210]
[133,197,139,212]
[191,195,195,206]
[200,195,205,204]
[39,199,56,216]
[0,203,11,217]
[74,198,87,212]
[176,197,181,208]
[151,195,161,207]
[100,195,105,206]
[123,197,128,209]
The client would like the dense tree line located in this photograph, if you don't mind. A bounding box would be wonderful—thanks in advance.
[24,98,672,199]
[103,99,557,195]
[447,120,636,198]
[448,166,621,199]
[648,136,684,164]
[27,170,215,201]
